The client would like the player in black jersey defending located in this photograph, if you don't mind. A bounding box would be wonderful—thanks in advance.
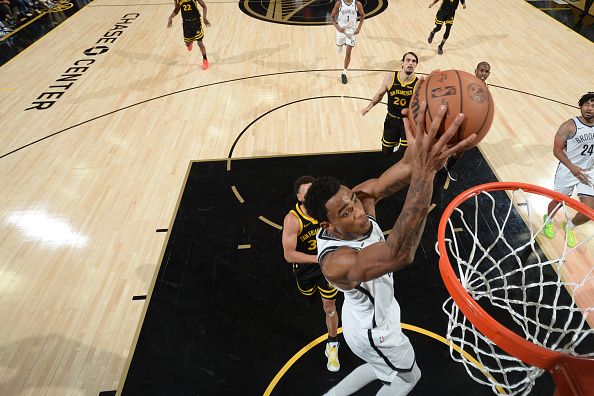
[361,52,419,157]
[282,176,341,372]
[427,0,466,55]
[167,0,211,70]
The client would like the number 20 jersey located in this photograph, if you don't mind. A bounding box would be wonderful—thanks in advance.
[387,72,418,118]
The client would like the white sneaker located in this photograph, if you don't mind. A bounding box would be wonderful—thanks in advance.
[325,343,340,372]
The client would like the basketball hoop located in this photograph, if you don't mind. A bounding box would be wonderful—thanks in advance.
[437,182,594,396]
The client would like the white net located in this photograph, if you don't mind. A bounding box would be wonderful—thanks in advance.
[439,186,594,395]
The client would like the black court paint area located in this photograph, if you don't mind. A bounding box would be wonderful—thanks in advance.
[122,150,555,395]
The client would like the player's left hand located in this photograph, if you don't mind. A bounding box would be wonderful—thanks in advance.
[355,28,360,34]
[402,104,476,172]
[361,104,372,116]
[167,18,173,28]
[204,18,211,27]
[462,4,466,8]
[570,166,592,185]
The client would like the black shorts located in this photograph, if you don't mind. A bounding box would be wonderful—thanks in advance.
[182,18,204,42]
[293,264,337,300]
[435,9,455,24]
[382,114,406,149]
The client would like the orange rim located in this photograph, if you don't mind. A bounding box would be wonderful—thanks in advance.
[437,182,594,395]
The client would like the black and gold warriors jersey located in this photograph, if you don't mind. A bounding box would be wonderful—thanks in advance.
[290,203,320,256]
[386,71,419,118]
[177,0,201,20]
[439,0,464,13]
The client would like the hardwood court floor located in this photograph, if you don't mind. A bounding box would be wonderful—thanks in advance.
[0,0,592,394]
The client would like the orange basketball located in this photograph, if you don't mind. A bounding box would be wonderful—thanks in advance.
[408,69,494,148]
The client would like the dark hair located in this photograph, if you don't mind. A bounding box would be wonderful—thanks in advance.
[578,92,594,107]
[401,51,418,63]
[294,175,316,196]
[304,176,342,222]
[476,61,490,69]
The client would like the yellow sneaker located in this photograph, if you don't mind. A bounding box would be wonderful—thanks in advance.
[542,214,555,239]
[562,222,576,248]
[325,343,340,372]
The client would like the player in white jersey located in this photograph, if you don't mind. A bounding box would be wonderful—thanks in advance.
[543,92,594,247]
[331,0,365,84]
[304,102,476,395]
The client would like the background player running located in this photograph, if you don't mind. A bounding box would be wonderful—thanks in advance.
[167,0,211,70]
[331,0,365,84]
[543,92,594,247]
[427,0,466,55]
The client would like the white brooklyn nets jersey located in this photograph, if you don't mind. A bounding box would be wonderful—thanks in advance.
[336,0,357,31]
[554,116,594,195]
[317,216,398,330]
[317,216,415,382]
[565,116,594,169]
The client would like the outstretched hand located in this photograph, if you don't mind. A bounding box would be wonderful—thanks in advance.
[167,18,173,28]
[402,102,476,173]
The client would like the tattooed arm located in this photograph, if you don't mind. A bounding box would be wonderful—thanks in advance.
[353,150,413,218]
[322,104,476,286]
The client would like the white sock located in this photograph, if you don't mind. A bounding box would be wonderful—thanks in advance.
[567,219,575,229]
[328,341,339,348]
[342,69,347,75]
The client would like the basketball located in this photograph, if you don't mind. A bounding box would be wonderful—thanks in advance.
[408,69,494,148]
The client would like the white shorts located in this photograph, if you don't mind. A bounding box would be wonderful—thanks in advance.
[336,28,356,47]
[342,308,416,383]
[554,163,594,197]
